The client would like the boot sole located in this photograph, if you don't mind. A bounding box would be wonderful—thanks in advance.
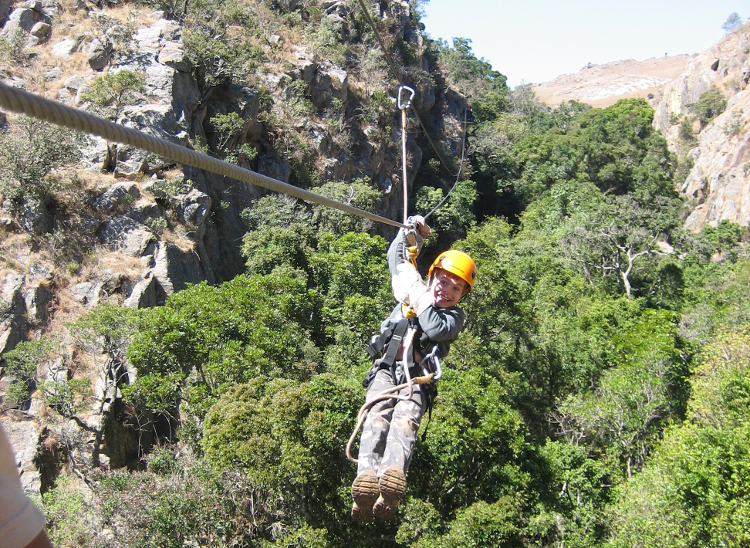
[373,467,406,520]
[351,470,380,522]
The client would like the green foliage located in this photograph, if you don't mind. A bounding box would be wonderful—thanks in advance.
[180,0,260,87]
[310,16,348,66]
[2,338,55,409]
[86,456,259,547]
[436,37,509,123]
[694,86,727,128]
[0,115,82,209]
[41,377,93,418]
[310,178,383,235]
[606,326,750,546]
[0,31,27,65]
[202,375,359,512]
[415,180,478,246]
[678,115,698,146]
[287,78,317,117]
[723,12,743,34]
[69,303,143,364]
[81,70,145,120]
[210,111,258,164]
[554,309,689,474]
[127,272,322,421]
[42,475,91,547]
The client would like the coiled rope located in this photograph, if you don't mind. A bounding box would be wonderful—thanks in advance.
[0,81,407,230]
[345,327,438,463]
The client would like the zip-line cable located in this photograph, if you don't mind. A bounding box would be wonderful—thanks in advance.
[423,109,469,221]
[354,0,461,179]
[0,82,407,230]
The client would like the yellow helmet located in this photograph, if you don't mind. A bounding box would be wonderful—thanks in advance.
[428,250,477,292]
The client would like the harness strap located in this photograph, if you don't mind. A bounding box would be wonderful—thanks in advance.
[365,316,410,365]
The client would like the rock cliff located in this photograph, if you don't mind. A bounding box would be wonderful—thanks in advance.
[0,0,465,490]
[654,23,750,230]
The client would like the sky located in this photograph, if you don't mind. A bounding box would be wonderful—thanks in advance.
[421,0,750,88]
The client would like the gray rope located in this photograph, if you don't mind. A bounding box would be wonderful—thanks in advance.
[0,81,406,229]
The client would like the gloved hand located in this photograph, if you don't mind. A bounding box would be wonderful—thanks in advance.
[402,215,431,255]
[406,215,430,238]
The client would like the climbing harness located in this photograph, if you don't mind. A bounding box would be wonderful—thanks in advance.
[346,323,443,464]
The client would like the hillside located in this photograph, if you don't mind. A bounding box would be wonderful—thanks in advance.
[532,54,692,109]
[3,3,750,547]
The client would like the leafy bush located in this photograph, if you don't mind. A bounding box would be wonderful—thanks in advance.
[606,326,750,546]
[126,272,323,422]
[694,86,727,127]
[309,16,348,66]
[88,455,258,547]
[2,338,55,409]
[81,70,145,121]
[0,115,82,212]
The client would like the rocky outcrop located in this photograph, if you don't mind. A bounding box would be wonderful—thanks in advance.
[653,24,750,231]
[0,273,26,362]
[0,0,466,494]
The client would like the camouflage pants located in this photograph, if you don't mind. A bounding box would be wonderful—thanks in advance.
[357,367,426,477]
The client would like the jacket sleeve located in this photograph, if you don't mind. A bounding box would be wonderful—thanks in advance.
[388,230,435,315]
[418,305,465,342]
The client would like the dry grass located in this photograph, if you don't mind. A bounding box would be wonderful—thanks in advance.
[162,227,197,254]
[0,233,34,273]
[85,251,144,281]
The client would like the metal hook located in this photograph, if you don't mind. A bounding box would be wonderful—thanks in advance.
[397,85,415,110]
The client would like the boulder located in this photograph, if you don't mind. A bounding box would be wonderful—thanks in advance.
[29,21,50,41]
[0,418,44,495]
[0,273,27,359]
[24,285,51,326]
[98,216,152,257]
[18,194,52,235]
[86,38,110,71]
[43,67,62,81]
[124,273,157,308]
[51,38,78,57]
[0,0,13,25]
[311,66,348,107]
[152,241,215,302]
[70,281,104,307]
[93,182,140,213]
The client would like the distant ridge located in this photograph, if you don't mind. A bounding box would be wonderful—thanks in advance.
[531,55,693,108]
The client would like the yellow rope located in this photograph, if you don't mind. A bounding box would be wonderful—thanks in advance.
[0,82,407,229]
[345,327,434,464]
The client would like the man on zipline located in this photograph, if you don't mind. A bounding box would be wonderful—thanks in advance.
[351,216,477,521]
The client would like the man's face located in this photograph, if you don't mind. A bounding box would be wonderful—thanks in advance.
[431,268,467,308]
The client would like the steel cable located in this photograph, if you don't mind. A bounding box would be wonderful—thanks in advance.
[0,81,407,229]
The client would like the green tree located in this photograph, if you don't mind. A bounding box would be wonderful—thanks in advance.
[126,272,322,426]
[607,326,750,547]
[693,86,727,128]
[2,338,56,409]
[0,115,81,218]
[722,12,743,34]
[81,70,145,121]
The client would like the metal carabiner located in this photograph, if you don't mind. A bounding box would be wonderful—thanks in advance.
[419,345,443,381]
[397,85,415,110]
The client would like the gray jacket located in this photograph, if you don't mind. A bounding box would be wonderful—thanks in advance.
[381,231,465,359]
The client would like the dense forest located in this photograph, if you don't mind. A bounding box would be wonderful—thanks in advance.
[3,0,750,546]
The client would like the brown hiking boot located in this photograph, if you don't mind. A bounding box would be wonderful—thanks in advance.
[351,470,380,522]
[373,466,407,520]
